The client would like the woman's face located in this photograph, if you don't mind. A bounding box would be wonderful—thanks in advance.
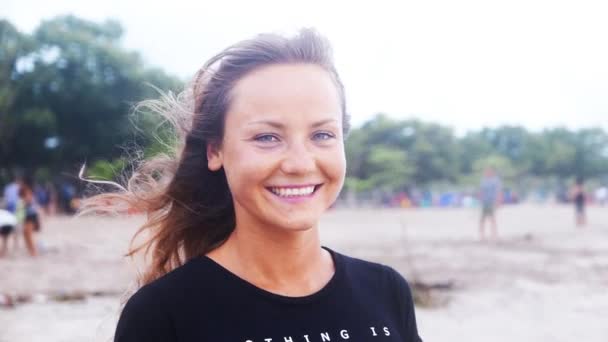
[207,63,346,233]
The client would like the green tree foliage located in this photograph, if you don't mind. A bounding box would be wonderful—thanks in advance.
[0,16,180,179]
[460,126,532,177]
[0,20,37,168]
[346,114,460,191]
[88,158,126,180]
[346,145,414,192]
[346,115,608,193]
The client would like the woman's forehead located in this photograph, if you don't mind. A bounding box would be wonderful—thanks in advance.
[228,64,341,115]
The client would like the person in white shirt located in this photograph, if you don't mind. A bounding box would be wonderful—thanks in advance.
[0,209,17,256]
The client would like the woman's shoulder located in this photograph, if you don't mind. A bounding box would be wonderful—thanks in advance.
[331,248,413,294]
[330,249,421,341]
[123,256,213,309]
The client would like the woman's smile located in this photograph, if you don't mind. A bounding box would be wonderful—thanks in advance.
[266,183,324,203]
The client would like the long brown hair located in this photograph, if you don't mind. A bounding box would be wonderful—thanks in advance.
[80,28,350,287]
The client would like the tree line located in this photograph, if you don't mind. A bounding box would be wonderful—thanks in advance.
[345,114,608,196]
[2,16,607,197]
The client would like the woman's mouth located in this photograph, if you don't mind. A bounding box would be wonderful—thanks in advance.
[267,184,323,198]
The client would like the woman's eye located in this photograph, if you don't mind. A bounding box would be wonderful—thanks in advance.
[254,134,279,143]
[313,132,335,141]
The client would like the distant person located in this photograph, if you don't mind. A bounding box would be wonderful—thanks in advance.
[34,182,51,215]
[595,185,607,206]
[3,176,22,252]
[479,167,502,240]
[0,209,17,257]
[3,176,21,213]
[571,178,586,227]
[59,181,76,214]
[17,176,40,256]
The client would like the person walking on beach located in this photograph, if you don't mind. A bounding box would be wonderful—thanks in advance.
[17,176,40,256]
[479,167,502,240]
[83,29,422,342]
[571,177,587,227]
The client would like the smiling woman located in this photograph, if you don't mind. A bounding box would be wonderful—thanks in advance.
[81,29,422,342]
[208,64,346,234]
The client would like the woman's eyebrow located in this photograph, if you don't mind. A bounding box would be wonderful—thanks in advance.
[246,118,338,128]
[311,118,339,128]
[247,120,284,129]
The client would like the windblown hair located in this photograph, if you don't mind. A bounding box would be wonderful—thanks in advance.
[79,29,350,287]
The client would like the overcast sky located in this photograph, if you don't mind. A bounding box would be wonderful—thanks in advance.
[4,0,608,133]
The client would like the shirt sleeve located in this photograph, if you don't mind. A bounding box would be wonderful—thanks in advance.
[386,266,423,342]
[114,285,177,342]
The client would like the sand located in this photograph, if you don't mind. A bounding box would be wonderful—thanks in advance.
[1,204,607,341]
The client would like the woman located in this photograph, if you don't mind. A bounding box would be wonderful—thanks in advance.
[83,29,422,342]
[18,176,40,256]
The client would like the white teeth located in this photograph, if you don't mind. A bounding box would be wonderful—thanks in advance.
[270,186,315,197]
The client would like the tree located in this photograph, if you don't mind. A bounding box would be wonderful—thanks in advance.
[0,16,181,179]
[0,20,37,169]
[345,114,459,192]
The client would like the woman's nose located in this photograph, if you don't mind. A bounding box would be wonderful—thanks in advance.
[280,143,316,175]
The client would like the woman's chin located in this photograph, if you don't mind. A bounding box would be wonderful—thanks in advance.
[270,216,320,233]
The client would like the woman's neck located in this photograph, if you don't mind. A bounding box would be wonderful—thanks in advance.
[207,222,334,297]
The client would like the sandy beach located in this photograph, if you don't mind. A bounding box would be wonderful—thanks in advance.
[1,204,607,342]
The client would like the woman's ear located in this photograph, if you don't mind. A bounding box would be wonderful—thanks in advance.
[207,142,223,171]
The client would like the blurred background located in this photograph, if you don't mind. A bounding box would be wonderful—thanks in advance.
[1,1,607,341]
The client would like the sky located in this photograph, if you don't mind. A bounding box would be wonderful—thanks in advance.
[4,0,608,134]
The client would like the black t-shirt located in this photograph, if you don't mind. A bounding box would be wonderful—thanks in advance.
[115,247,423,342]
